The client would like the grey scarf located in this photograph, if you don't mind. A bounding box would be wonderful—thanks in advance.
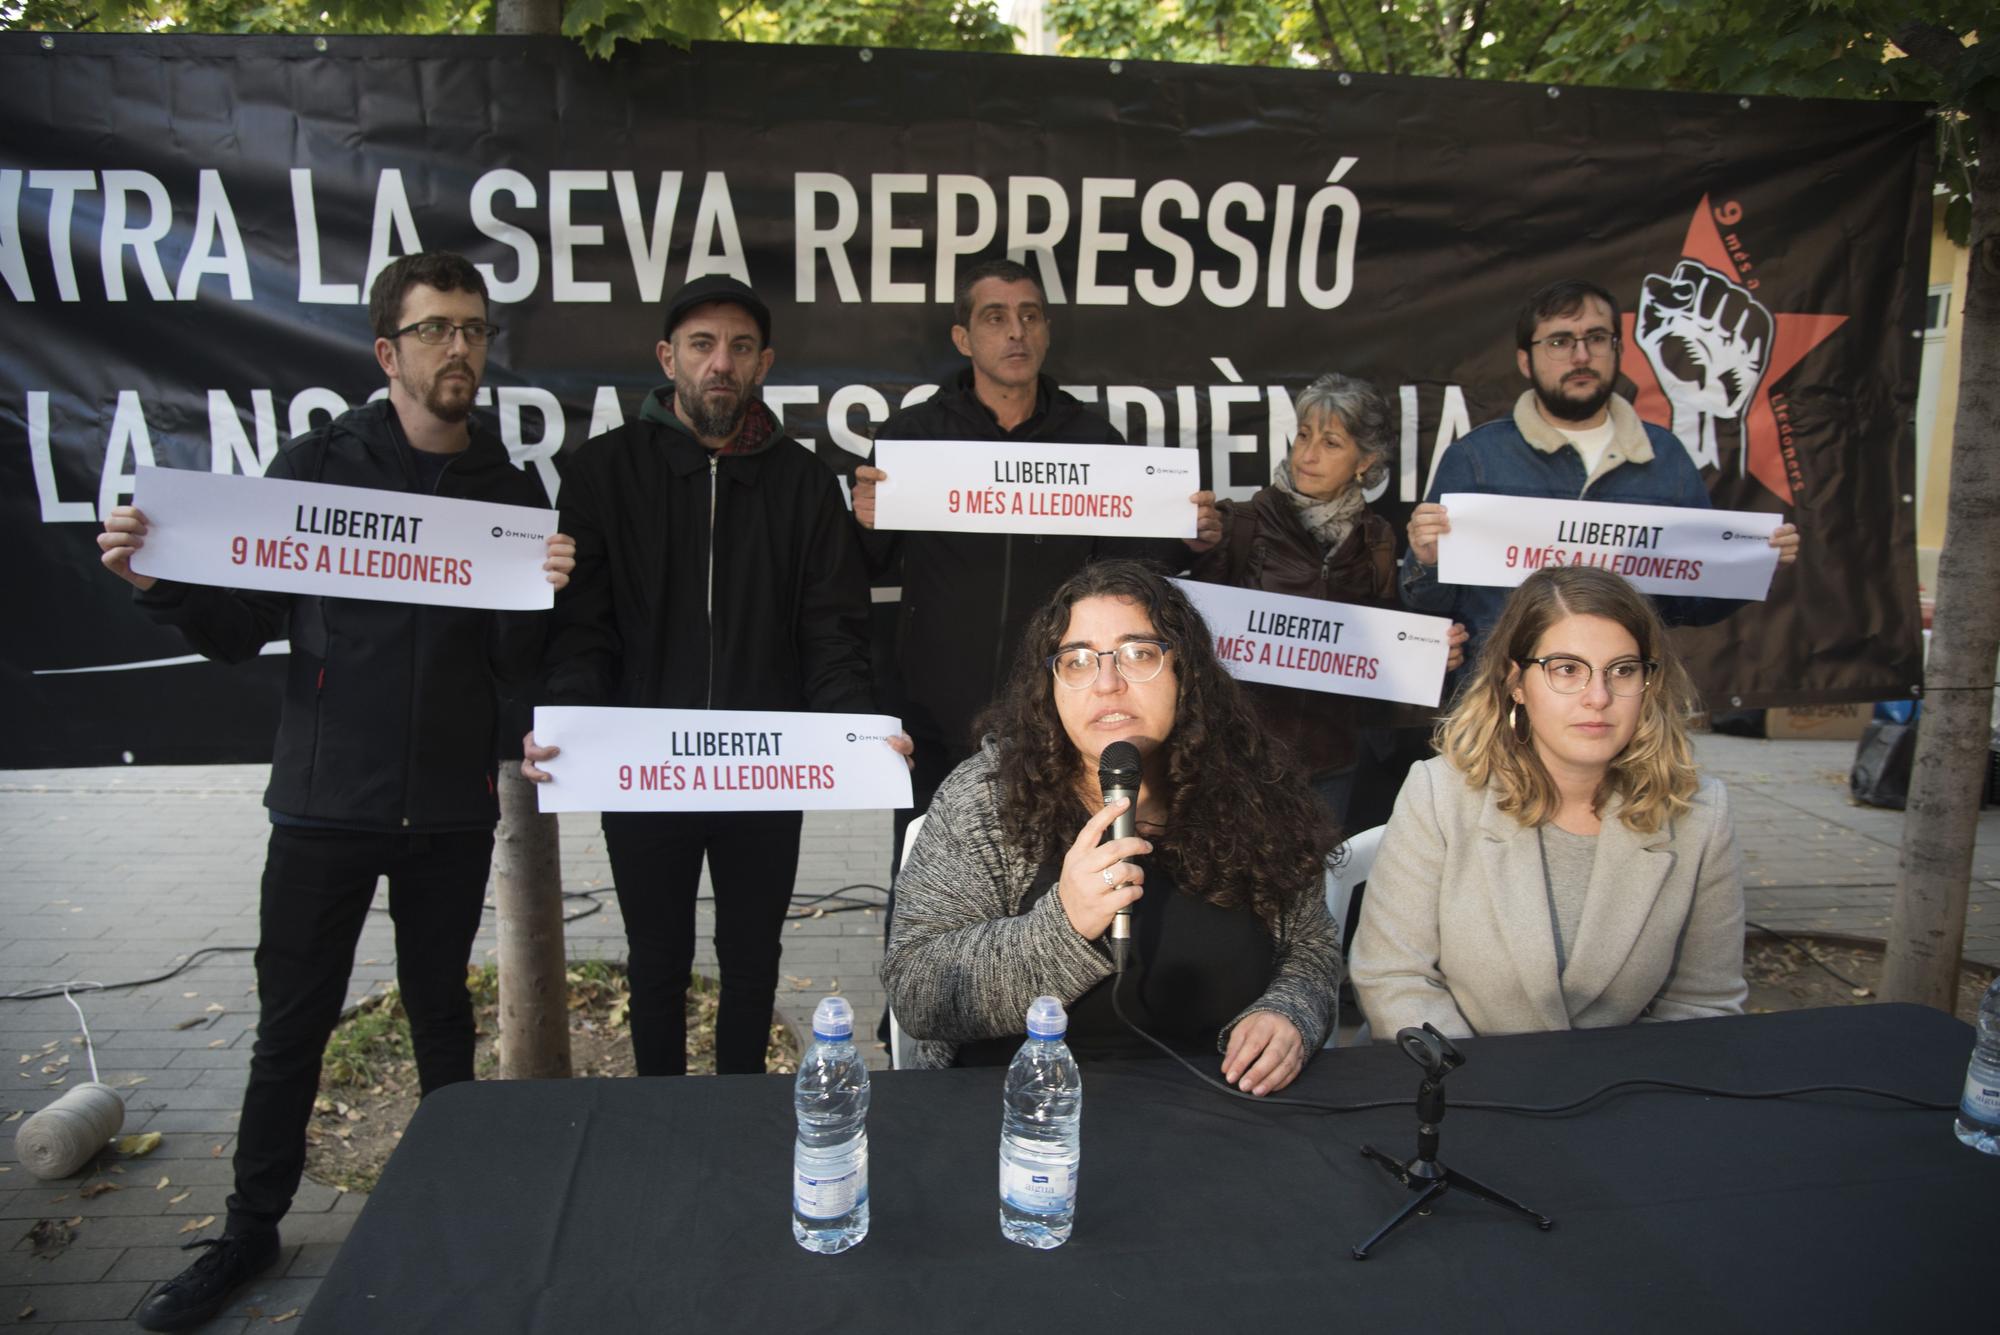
[1274,459,1366,552]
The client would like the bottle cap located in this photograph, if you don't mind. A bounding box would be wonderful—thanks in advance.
[1024,995,1067,1039]
[811,995,854,1041]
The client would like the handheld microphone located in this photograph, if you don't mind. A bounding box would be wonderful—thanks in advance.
[1098,740,1142,972]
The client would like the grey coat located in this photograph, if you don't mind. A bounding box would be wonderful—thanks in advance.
[1350,757,1747,1039]
[881,745,1343,1069]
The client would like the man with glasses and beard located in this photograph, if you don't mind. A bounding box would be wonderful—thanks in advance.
[522,275,895,1079]
[98,251,571,1331]
[1400,278,1799,654]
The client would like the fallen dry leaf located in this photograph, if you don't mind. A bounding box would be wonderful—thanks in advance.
[178,1214,217,1235]
[79,1181,120,1199]
[271,1309,301,1324]
[169,1190,191,1205]
[205,1002,225,1013]
[3,1110,22,1124]
[63,1215,82,1227]
[124,1075,149,1088]
[211,1144,224,1157]
[174,1017,205,1031]
[16,1306,32,1320]
[182,991,199,999]
[114,1132,163,1157]
[155,1175,171,1190]
[207,1039,228,1049]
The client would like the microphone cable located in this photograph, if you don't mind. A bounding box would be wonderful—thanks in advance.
[1107,970,1954,1116]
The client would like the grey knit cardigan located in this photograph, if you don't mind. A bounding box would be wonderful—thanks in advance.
[881,744,1343,1069]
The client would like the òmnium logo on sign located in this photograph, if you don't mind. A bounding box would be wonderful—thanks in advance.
[490,526,542,541]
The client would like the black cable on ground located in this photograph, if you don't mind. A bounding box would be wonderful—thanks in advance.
[0,946,258,1002]
[8,883,894,1002]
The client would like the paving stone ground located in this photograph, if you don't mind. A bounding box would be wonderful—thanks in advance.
[2,733,1996,1329]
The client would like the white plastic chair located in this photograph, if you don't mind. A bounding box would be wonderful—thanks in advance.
[1324,823,1385,946]
[1323,824,1385,1048]
[885,814,926,1071]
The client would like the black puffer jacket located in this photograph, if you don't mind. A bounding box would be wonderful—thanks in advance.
[136,400,549,828]
[868,370,1183,747]
[543,392,873,715]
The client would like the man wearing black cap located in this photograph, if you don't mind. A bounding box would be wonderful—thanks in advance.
[523,275,886,1076]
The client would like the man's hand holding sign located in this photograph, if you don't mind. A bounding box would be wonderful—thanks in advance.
[102,468,576,607]
[856,443,1220,546]
[524,708,914,814]
[1424,493,1798,600]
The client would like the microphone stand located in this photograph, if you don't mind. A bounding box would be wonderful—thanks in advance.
[1352,1024,1553,1260]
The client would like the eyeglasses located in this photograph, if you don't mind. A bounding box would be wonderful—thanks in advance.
[1528,331,1619,360]
[1046,641,1172,690]
[1522,655,1657,696]
[391,319,501,347]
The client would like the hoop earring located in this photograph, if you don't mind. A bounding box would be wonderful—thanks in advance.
[1508,701,1530,742]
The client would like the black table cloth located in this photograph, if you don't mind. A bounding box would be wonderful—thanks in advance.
[304,1005,1988,1332]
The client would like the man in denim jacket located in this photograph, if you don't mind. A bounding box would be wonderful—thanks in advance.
[1401,278,1800,653]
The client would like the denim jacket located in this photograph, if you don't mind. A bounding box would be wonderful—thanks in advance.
[1400,391,1726,650]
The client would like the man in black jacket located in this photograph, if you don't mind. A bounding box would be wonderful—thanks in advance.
[523,275,891,1077]
[851,258,1221,863]
[98,252,571,1332]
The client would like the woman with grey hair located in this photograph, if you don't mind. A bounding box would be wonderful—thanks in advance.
[1192,373,1464,824]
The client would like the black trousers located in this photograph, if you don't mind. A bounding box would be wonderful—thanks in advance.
[227,825,492,1232]
[602,810,802,1077]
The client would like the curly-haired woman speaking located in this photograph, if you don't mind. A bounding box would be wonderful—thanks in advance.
[882,560,1342,1095]
[1350,565,1746,1038]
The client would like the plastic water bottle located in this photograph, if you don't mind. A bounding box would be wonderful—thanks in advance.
[999,995,1082,1248]
[792,996,870,1252]
[1955,975,2000,1155]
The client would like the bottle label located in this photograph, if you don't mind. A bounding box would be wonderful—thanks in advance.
[1000,1154,1078,1215]
[794,1143,868,1220]
[1961,1061,2000,1124]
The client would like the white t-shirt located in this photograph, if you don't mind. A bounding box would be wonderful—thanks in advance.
[1556,419,1616,480]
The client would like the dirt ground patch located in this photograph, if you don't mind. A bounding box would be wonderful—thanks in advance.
[304,963,800,1194]
[1744,929,1996,1022]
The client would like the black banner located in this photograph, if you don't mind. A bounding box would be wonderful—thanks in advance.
[0,34,1931,767]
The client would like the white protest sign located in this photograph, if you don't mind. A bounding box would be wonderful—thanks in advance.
[871,439,1199,538]
[532,707,913,814]
[1436,492,1781,601]
[130,466,554,611]
[1173,579,1453,708]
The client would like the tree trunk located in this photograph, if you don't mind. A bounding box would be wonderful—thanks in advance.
[493,766,573,1078]
[497,0,563,35]
[490,1,569,1079]
[1882,24,1999,1013]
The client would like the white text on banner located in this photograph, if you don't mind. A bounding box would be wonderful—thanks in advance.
[532,707,913,813]
[871,439,1199,538]
[130,466,554,611]
[1173,579,1453,708]
[1435,492,1781,601]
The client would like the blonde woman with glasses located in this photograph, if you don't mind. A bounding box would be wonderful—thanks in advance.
[1351,565,1746,1038]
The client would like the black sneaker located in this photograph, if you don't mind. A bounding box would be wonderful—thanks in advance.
[133,1228,281,1332]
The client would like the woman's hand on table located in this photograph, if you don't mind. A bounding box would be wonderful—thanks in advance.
[1222,1010,1306,1096]
[1056,796,1150,942]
